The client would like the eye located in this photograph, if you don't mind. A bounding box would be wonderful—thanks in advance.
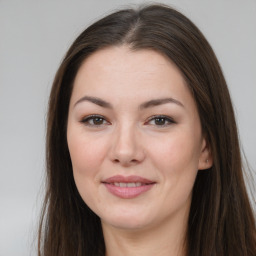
[146,115,175,127]
[80,115,110,127]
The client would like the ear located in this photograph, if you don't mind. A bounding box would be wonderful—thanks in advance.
[198,138,213,170]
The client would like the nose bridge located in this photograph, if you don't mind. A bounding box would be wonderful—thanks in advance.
[110,120,144,165]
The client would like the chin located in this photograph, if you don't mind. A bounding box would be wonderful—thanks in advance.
[100,209,154,231]
[104,219,150,231]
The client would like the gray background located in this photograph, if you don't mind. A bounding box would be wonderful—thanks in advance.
[0,0,255,255]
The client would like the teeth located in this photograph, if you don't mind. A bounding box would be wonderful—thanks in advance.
[127,183,135,187]
[120,182,126,187]
[112,182,142,187]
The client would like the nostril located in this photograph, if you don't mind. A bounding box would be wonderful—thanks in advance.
[112,158,138,165]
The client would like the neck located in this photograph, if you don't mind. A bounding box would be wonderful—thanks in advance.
[102,209,188,256]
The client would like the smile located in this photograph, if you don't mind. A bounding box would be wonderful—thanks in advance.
[110,182,145,187]
[102,175,156,199]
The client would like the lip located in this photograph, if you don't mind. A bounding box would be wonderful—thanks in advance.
[102,175,156,199]
[103,175,154,184]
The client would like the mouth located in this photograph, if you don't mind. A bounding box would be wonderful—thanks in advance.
[102,175,156,199]
[106,182,151,187]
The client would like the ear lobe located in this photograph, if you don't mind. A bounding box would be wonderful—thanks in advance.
[198,138,213,170]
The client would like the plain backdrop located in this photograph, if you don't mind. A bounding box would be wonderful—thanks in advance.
[0,0,255,255]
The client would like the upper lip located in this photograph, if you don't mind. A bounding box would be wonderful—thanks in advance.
[102,175,155,184]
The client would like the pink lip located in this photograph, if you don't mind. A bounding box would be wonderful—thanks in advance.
[103,175,154,184]
[102,175,156,199]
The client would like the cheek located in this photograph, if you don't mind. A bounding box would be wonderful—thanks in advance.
[150,132,201,171]
[148,129,201,205]
[67,130,107,176]
[67,130,108,207]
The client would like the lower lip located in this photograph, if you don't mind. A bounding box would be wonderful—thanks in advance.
[104,183,155,199]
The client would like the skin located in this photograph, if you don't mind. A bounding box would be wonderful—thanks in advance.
[67,46,212,256]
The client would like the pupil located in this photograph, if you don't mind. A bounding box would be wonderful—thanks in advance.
[93,118,103,125]
[155,118,165,125]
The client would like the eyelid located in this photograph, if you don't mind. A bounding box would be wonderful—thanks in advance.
[145,115,176,126]
[80,114,110,126]
[79,114,175,128]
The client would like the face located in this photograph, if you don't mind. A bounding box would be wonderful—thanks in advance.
[67,46,211,232]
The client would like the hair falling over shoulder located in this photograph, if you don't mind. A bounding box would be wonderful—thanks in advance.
[38,4,256,256]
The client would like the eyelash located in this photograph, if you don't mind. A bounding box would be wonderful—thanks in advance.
[80,115,175,127]
[146,115,175,127]
[80,115,110,127]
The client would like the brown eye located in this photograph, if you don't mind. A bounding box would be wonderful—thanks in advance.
[154,117,167,125]
[146,115,175,127]
[81,115,109,127]
[91,117,104,125]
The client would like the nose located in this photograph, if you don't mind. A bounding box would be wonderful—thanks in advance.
[109,124,145,166]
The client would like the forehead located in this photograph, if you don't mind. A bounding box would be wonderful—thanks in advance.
[71,46,195,110]
[75,46,182,81]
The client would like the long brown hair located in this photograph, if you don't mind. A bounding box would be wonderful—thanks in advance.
[38,4,256,256]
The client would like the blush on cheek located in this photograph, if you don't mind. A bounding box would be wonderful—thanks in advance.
[68,137,97,165]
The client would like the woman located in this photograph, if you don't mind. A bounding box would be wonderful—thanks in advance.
[38,4,256,256]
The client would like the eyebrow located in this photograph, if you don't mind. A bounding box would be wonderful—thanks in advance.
[74,96,112,109]
[139,98,184,109]
[74,96,184,109]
